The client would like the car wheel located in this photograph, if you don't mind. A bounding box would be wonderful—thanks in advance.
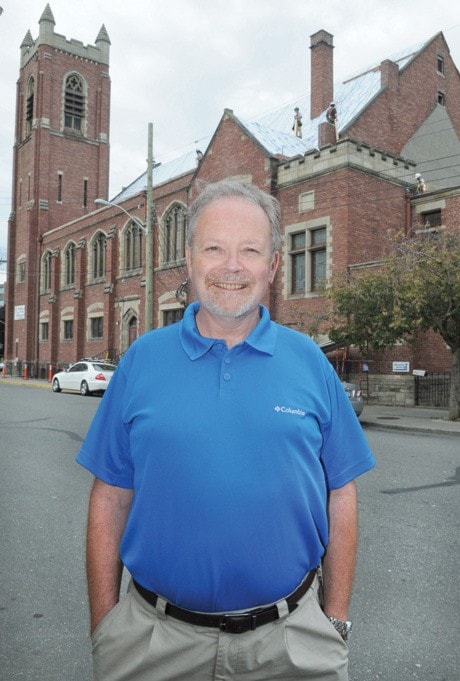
[52,378,61,393]
[80,380,91,396]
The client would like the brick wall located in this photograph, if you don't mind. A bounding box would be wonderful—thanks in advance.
[6,25,110,366]
[346,33,460,154]
[5,25,458,390]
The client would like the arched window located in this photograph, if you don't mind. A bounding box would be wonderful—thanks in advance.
[64,242,76,287]
[92,233,106,280]
[25,76,35,136]
[17,255,27,283]
[41,250,52,293]
[163,204,186,264]
[125,221,143,272]
[128,316,138,346]
[64,73,85,133]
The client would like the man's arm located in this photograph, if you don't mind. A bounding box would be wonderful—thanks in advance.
[321,480,358,621]
[86,478,134,634]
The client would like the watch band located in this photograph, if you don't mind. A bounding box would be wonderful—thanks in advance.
[326,616,352,640]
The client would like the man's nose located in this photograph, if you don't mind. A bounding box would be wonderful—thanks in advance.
[223,250,243,271]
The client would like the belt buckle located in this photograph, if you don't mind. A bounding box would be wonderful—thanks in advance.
[218,612,257,634]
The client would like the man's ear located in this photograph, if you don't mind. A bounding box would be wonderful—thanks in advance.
[185,246,192,277]
[269,251,280,283]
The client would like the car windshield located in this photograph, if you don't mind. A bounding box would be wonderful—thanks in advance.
[92,363,116,372]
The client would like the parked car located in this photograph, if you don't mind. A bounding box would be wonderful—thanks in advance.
[341,380,364,417]
[52,361,116,396]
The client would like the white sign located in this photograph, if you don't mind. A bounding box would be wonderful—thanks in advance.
[14,305,25,320]
[392,361,410,373]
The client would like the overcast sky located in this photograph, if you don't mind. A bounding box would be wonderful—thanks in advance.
[0,0,459,281]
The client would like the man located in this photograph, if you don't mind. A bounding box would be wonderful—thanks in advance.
[415,173,427,193]
[77,180,375,681]
[292,106,303,137]
[326,102,337,125]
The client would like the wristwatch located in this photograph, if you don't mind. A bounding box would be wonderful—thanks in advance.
[326,616,352,641]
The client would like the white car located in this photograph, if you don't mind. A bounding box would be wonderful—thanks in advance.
[52,360,116,396]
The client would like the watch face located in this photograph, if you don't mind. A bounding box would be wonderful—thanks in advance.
[327,617,352,639]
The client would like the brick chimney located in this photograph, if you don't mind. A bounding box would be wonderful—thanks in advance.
[380,59,399,90]
[310,30,334,119]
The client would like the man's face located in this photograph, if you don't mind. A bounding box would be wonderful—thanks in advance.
[186,197,279,321]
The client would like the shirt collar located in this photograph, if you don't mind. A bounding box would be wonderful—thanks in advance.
[179,302,278,360]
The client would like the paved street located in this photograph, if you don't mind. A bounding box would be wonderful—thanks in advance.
[0,382,458,680]
[349,428,458,681]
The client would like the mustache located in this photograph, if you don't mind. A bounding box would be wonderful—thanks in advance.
[205,274,253,285]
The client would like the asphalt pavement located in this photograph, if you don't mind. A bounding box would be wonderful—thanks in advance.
[2,375,459,436]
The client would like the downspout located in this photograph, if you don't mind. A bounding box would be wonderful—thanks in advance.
[35,233,43,378]
[405,190,412,237]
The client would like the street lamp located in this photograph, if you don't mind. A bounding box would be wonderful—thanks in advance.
[95,124,155,331]
[94,199,148,234]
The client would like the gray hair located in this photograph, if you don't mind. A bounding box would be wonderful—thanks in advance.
[186,180,282,253]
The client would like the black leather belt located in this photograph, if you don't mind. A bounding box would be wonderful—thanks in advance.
[133,568,316,635]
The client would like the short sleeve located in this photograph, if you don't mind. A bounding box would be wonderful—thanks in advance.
[320,367,375,489]
[76,362,134,488]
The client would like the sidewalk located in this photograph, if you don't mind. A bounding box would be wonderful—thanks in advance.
[0,376,52,390]
[361,404,459,437]
[1,376,459,436]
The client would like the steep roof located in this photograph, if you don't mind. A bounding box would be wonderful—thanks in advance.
[112,35,433,202]
[243,37,428,156]
[39,4,55,25]
[112,149,202,203]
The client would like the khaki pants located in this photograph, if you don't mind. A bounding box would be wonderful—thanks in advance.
[91,577,348,680]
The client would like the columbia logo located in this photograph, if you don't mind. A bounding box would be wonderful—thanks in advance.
[274,405,306,417]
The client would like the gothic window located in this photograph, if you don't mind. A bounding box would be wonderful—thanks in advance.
[64,73,85,133]
[128,316,138,347]
[163,204,186,264]
[41,250,52,293]
[92,233,106,280]
[64,243,76,287]
[125,221,143,272]
[17,256,27,283]
[25,76,35,136]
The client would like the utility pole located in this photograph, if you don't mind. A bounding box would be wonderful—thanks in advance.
[145,122,154,331]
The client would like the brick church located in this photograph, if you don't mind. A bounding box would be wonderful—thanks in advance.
[4,5,460,404]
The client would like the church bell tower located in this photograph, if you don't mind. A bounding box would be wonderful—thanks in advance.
[5,4,111,368]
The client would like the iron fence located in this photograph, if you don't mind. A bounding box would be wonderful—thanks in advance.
[414,372,451,408]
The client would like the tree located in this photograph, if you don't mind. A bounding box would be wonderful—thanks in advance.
[328,230,460,420]
[327,267,416,353]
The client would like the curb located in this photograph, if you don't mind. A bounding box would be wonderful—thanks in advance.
[361,419,460,438]
[0,379,52,390]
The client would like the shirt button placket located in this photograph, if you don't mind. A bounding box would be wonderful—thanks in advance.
[221,354,232,389]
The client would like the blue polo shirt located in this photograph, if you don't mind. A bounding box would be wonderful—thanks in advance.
[77,303,375,612]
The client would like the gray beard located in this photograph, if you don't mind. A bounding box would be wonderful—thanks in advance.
[198,292,260,320]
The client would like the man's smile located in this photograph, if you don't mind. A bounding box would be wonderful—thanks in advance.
[212,282,248,290]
